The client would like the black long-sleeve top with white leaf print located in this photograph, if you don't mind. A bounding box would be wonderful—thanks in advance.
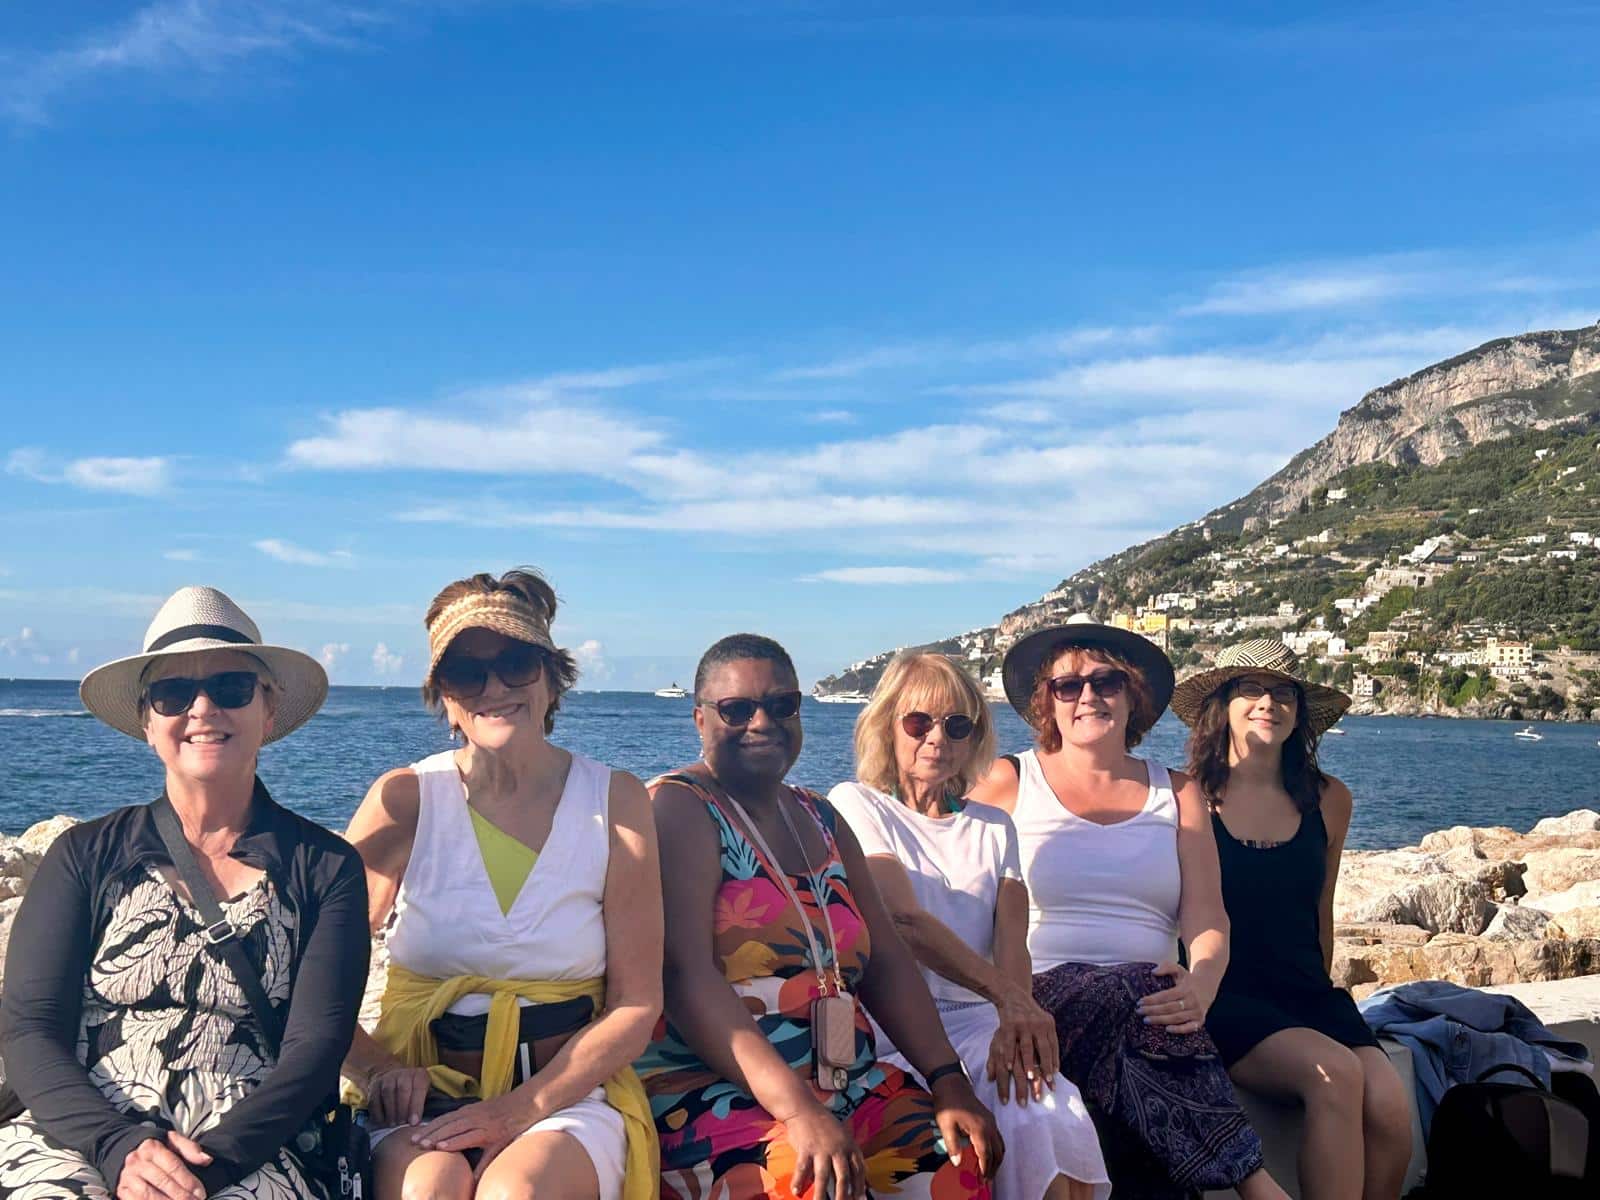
[0,779,369,1193]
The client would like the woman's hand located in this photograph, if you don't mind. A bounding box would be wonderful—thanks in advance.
[985,984,1059,1105]
[364,1061,433,1128]
[782,1102,867,1200]
[929,1073,1004,1180]
[116,1134,211,1200]
[1137,961,1216,1034]
[413,1092,533,1179]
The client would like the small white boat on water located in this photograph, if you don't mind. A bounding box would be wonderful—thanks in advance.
[1513,725,1543,741]
[1324,727,1346,736]
[815,691,870,704]
[654,683,689,699]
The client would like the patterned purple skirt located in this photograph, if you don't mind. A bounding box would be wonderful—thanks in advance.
[1034,961,1265,1200]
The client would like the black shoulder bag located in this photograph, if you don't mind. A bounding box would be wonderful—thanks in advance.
[152,802,371,1199]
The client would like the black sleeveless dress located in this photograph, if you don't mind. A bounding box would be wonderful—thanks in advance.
[1205,805,1379,1067]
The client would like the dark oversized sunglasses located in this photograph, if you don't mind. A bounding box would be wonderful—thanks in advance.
[1047,669,1129,703]
[145,671,260,717]
[435,643,545,698]
[900,711,975,741]
[703,691,803,726]
[1234,679,1299,705]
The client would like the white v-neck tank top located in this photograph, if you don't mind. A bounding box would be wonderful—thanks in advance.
[387,749,612,996]
[1012,750,1181,971]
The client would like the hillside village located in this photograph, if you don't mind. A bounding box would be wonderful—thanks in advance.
[818,322,1600,720]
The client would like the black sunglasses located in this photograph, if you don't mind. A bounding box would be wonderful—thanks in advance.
[1234,679,1299,705]
[1047,669,1129,702]
[900,711,975,741]
[145,671,260,717]
[435,643,545,698]
[702,691,803,726]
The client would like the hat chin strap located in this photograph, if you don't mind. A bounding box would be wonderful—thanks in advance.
[147,624,253,652]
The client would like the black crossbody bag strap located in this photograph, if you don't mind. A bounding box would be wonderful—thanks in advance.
[152,799,283,1058]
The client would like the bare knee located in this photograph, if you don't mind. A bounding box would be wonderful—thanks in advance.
[1297,1044,1365,1114]
[400,1155,474,1200]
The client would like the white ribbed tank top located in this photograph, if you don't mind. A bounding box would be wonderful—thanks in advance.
[386,749,612,1011]
[1012,750,1181,970]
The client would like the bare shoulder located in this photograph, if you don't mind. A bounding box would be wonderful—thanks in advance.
[649,774,719,851]
[1166,766,1208,821]
[968,754,1021,812]
[348,767,421,836]
[1320,774,1353,827]
[607,769,657,840]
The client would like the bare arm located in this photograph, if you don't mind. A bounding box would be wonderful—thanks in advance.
[991,878,1034,994]
[863,855,1015,1004]
[1318,777,1354,977]
[340,769,421,1094]
[1173,769,1229,987]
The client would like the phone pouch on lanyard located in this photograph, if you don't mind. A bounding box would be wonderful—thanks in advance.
[812,993,856,1091]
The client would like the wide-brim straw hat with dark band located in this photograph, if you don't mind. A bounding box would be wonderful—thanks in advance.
[1170,638,1351,736]
[80,585,328,742]
[424,591,559,684]
[1000,612,1177,721]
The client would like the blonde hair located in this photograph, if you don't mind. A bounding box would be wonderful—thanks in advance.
[854,653,997,797]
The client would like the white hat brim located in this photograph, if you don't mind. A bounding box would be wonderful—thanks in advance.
[80,638,329,742]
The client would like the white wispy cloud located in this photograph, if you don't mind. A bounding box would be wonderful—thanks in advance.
[286,404,664,473]
[770,325,1165,382]
[1180,256,1552,316]
[804,566,968,585]
[253,538,354,567]
[318,641,351,670]
[3,0,389,125]
[8,448,171,494]
[571,637,610,682]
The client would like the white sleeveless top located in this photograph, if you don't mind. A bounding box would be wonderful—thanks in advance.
[1012,749,1182,970]
[387,749,612,1010]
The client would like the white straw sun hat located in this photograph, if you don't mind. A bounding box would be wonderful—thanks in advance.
[80,585,328,742]
[1170,638,1351,736]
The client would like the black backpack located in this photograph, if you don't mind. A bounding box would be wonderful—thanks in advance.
[1415,1063,1598,1198]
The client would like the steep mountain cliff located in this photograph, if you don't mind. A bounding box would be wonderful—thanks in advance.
[816,320,1600,699]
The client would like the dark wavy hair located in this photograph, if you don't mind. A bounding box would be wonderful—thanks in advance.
[1184,679,1327,812]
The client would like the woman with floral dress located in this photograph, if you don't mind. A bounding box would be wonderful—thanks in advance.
[638,633,1003,1200]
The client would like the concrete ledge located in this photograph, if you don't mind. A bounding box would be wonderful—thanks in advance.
[1201,974,1600,1198]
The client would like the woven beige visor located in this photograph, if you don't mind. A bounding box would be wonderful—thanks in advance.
[425,591,559,683]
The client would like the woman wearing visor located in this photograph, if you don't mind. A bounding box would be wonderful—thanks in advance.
[341,568,662,1200]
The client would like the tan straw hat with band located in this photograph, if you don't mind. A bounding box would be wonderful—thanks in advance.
[425,590,558,683]
[1170,638,1351,736]
[80,585,328,742]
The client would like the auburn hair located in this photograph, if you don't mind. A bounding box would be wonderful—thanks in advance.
[1184,680,1327,812]
[854,653,997,798]
[420,567,579,734]
[1028,641,1160,752]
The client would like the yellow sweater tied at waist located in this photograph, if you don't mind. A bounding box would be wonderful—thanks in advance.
[361,965,658,1200]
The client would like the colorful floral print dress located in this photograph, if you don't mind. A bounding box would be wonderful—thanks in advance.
[637,774,988,1200]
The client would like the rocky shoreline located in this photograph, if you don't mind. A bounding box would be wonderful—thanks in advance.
[3,808,1598,1017]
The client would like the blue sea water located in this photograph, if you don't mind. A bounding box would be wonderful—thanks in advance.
[0,678,1593,850]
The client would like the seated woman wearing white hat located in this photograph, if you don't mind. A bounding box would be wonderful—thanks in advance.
[968,616,1286,1200]
[1174,641,1409,1200]
[340,568,661,1200]
[828,652,1109,1200]
[0,586,370,1199]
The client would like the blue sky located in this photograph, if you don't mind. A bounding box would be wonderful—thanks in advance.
[3,1,1598,689]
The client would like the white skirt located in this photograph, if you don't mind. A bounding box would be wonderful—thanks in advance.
[371,1087,627,1200]
[879,1002,1110,1200]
